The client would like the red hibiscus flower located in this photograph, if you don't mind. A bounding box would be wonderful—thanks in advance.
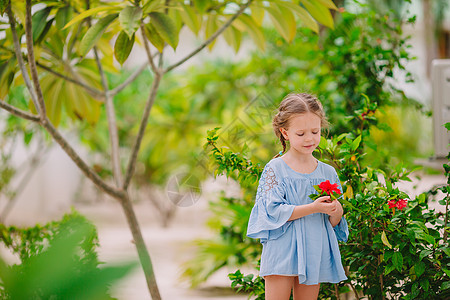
[318,180,342,196]
[396,199,408,210]
[388,199,397,209]
[388,198,408,212]
[309,180,342,201]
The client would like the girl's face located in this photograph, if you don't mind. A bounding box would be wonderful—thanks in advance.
[280,112,321,157]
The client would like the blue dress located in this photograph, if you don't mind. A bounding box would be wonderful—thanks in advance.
[246,156,348,285]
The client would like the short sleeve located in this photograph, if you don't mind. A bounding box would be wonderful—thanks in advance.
[331,169,349,243]
[246,164,296,241]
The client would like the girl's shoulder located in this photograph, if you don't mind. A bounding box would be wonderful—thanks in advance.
[264,156,285,171]
[317,160,338,174]
[259,157,285,178]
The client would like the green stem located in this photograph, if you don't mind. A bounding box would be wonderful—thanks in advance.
[444,191,449,242]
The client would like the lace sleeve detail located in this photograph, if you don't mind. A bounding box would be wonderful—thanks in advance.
[257,166,278,202]
[247,163,295,241]
[247,163,296,240]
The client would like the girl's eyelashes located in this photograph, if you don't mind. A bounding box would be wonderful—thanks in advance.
[296,131,320,136]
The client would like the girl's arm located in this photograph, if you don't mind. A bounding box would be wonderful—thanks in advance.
[288,196,337,221]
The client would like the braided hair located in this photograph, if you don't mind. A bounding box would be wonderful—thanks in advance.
[272,93,328,159]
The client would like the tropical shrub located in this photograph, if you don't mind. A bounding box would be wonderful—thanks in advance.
[0,210,135,299]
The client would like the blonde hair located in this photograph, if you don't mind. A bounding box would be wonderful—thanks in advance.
[272,93,328,158]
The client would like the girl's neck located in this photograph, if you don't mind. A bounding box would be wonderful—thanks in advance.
[284,150,316,164]
[281,150,317,173]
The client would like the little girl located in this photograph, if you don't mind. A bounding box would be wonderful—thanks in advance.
[246,93,348,300]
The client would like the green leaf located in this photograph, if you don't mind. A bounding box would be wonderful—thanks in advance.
[316,0,338,10]
[416,231,435,245]
[194,0,208,12]
[442,281,450,290]
[55,6,73,30]
[444,122,450,131]
[0,60,16,99]
[381,231,392,249]
[119,6,142,38]
[318,136,327,149]
[420,278,429,292]
[411,282,420,298]
[35,18,54,44]
[24,131,33,146]
[443,247,450,257]
[384,264,395,275]
[205,14,219,50]
[149,12,179,50]
[251,5,265,26]
[0,0,7,15]
[41,75,63,126]
[414,261,425,277]
[79,13,118,57]
[32,7,52,42]
[144,23,165,53]
[351,135,362,151]
[63,6,119,29]
[142,0,165,14]
[299,0,334,29]
[392,252,403,272]
[114,31,134,65]
[386,179,393,193]
[179,4,202,35]
[265,3,296,43]
[234,14,265,51]
[443,268,450,277]
[276,1,319,33]
[222,24,241,53]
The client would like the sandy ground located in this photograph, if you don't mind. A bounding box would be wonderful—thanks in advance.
[1,171,447,300]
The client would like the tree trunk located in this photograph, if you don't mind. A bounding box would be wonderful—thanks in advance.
[119,193,161,300]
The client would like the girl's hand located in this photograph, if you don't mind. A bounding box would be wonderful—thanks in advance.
[328,200,344,227]
[312,196,338,215]
[329,200,343,218]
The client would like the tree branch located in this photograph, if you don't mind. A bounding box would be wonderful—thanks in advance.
[0,100,123,199]
[0,44,105,100]
[25,0,46,118]
[119,193,161,299]
[121,23,166,190]
[110,62,149,96]
[158,47,164,69]
[40,117,125,199]
[123,73,162,190]
[6,4,40,114]
[0,100,41,122]
[164,0,253,73]
[139,23,160,75]
[35,61,105,99]
[0,137,48,222]
[93,47,123,187]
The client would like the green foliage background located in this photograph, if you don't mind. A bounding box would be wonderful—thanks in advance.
[0,210,136,299]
